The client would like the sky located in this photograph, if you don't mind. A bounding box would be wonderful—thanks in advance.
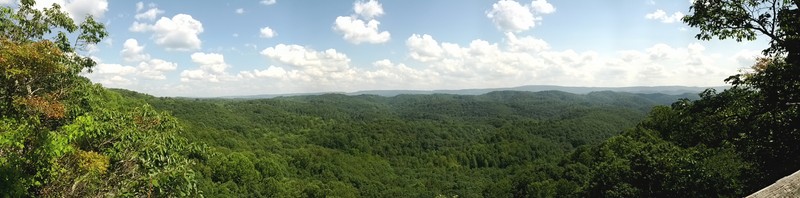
[2,0,769,97]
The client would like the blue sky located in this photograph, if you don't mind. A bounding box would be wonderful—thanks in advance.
[3,0,769,96]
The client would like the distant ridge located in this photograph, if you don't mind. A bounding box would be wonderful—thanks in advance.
[225,85,728,99]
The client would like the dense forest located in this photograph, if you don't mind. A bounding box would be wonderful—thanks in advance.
[1,0,799,197]
[114,89,693,197]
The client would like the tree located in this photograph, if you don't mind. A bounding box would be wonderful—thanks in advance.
[1,0,106,118]
[676,0,800,191]
[1,1,204,197]
[685,0,800,182]
[684,0,799,59]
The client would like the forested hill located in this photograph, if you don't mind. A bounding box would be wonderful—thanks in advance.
[227,85,713,98]
[114,89,695,197]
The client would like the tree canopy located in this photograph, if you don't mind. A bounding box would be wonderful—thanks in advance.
[1,1,205,197]
[684,0,799,57]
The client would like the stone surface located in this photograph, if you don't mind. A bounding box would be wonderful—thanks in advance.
[748,170,800,198]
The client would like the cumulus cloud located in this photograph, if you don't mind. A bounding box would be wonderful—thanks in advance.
[260,27,276,38]
[32,0,108,22]
[486,0,555,32]
[504,32,549,52]
[260,44,350,71]
[260,0,276,5]
[400,34,738,88]
[86,63,137,85]
[235,8,245,14]
[192,52,229,74]
[180,52,231,82]
[121,38,150,62]
[361,59,438,86]
[84,58,177,86]
[131,14,204,51]
[135,5,164,21]
[239,66,288,79]
[85,38,179,85]
[163,35,750,96]
[334,16,391,44]
[733,49,762,68]
[530,0,555,14]
[333,0,391,44]
[406,34,444,62]
[354,0,384,20]
[137,59,177,80]
[238,44,359,85]
[92,63,137,76]
[645,9,685,23]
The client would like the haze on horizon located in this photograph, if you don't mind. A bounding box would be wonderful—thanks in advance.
[2,0,769,97]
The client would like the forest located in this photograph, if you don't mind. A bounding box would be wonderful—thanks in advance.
[1,0,799,197]
[114,89,692,197]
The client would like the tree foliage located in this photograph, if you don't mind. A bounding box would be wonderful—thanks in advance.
[567,1,800,197]
[684,0,799,56]
[1,1,204,197]
[124,89,689,197]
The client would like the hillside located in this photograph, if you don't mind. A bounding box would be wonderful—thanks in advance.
[117,89,691,197]
[226,85,716,99]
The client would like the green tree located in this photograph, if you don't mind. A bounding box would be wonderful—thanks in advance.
[684,0,799,57]
[1,1,204,197]
[684,0,800,187]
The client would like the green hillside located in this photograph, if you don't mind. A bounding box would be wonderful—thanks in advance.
[118,89,688,197]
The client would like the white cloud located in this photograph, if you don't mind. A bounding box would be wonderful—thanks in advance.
[261,44,350,70]
[334,16,391,44]
[254,44,356,84]
[131,14,204,51]
[406,34,444,62]
[333,0,391,44]
[645,43,676,60]
[83,63,137,86]
[32,0,108,22]
[136,2,143,11]
[354,0,384,20]
[135,7,164,21]
[401,34,737,88]
[486,0,554,32]
[733,49,761,68]
[121,38,150,62]
[260,27,276,38]
[83,57,182,95]
[504,32,549,52]
[180,52,231,82]
[137,59,177,80]
[247,66,288,78]
[487,0,534,32]
[150,35,749,96]
[86,38,179,83]
[362,59,437,86]
[192,52,229,74]
[92,63,137,75]
[645,9,685,23]
[129,21,150,32]
[260,0,276,5]
[531,0,555,14]
[235,8,245,14]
